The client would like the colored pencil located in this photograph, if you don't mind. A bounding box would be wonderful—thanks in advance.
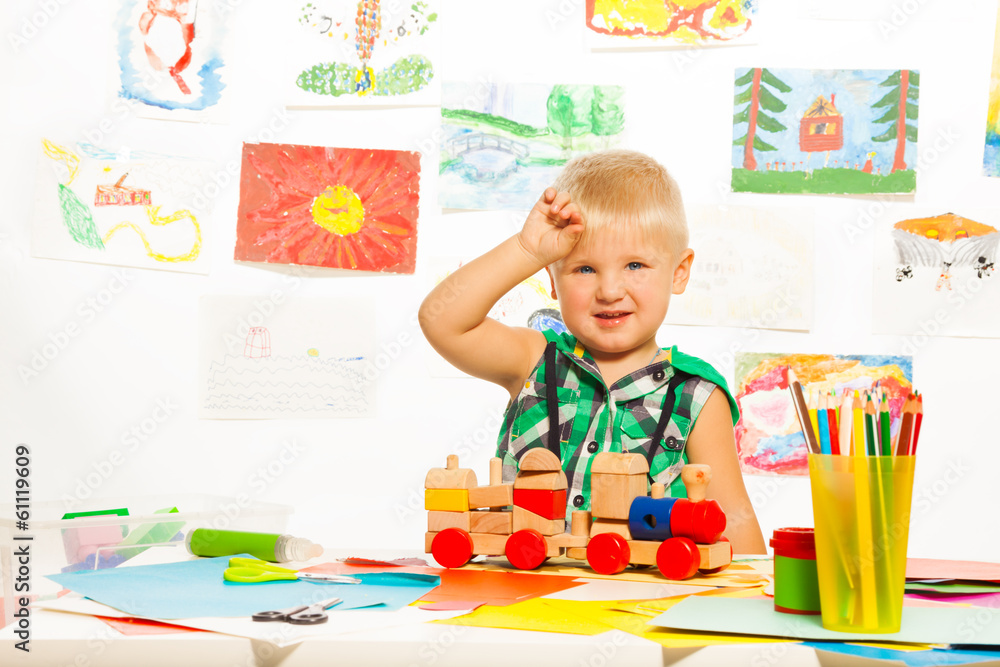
[896,395,914,457]
[879,394,891,456]
[817,392,832,455]
[910,393,924,455]
[827,391,840,455]
[807,388,820,452]
[852,391,865,459]
[838,390,854,456]
[864,394,877,457]
[787,369,820,454]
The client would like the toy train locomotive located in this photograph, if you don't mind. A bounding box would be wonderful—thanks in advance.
[424,449,731,579]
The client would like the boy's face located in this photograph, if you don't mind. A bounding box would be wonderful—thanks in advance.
[547,227,693,366]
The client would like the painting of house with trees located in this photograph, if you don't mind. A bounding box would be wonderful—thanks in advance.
[439,82,626,210]
[732,68,919,194]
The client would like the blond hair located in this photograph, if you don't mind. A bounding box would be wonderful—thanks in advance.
[552,149,688,258]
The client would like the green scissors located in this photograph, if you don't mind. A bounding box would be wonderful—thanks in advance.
[223,558,361,585]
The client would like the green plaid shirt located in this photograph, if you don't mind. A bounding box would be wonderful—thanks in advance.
[496,330,738,516]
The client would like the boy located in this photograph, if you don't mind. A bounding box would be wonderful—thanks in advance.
[420,150,766,554]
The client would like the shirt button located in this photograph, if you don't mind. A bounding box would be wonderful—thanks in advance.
[573,495,585,507]
[587,441,599,453]
[653,370,665,381]
[665,435,679,449]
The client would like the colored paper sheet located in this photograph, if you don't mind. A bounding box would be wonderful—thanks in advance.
[544,598,791,649]
[651,596,1000,646]
[97,615,205,636]
[36,595,468,648]
[542,579,713,602]
[907,582,1000,595]
[907,559,1000,582]
[908,592,1000,609]
[417,601,484,612]
[434,597,613,636]
[807,642,1000,666]
[47,556,439,619]
[305,561,585,607]
[340,557,430,568]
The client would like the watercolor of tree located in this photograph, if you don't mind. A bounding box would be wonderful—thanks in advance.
[546,85,594,152]
[590,86,625,149]
[734,68,791,171]
[872,70,919,174]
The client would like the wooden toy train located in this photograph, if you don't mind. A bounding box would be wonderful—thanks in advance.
[424,449,732,579]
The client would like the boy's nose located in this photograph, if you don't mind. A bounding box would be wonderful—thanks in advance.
[596,276,626,301]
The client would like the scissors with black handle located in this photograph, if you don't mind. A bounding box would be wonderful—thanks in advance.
[252,597,343,625]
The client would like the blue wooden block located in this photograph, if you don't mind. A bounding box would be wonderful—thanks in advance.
[628,496,679,542]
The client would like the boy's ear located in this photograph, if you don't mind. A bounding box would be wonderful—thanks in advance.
[545,266,558,300]
[671,249,695,295]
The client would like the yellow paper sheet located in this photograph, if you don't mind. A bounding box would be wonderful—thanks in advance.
[433,597,613,635]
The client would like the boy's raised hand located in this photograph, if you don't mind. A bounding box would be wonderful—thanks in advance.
[517,188,584,267]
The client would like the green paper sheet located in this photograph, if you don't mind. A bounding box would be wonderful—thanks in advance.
[906,582,1000,595]
[650,596,1000,646]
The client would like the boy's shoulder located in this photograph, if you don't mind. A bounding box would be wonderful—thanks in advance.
[666,346,740,426]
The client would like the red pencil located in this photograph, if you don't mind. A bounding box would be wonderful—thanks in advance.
[827,391,840,455]
[910,393,924,455]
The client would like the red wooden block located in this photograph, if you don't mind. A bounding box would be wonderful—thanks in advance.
[512,488,567,520]
[670,499,726,544]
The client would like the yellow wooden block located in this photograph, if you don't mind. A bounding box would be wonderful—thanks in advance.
[425,488,470,511]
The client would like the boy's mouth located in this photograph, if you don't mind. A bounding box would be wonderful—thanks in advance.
[594,311,631,326]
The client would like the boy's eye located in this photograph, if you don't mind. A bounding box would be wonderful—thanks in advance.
[627,262,643,270]
[577,266,595,274]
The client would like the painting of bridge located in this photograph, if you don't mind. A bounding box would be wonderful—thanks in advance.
[439,82,626,210]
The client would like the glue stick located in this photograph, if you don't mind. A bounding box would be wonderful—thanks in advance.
[186,528,323,563]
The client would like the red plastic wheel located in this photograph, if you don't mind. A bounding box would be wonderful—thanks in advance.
[431,528,474,568]
[586,533,631,575]
[506,530,548,570]
[698,537,732,574]
[656,537,701,580]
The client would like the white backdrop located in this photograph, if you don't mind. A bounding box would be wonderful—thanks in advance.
[2,0,999,562]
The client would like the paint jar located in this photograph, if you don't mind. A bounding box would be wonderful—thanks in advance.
[770,527,821,615]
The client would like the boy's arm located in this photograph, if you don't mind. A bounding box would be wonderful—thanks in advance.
[685,388,767,554]
[419,189,583,398]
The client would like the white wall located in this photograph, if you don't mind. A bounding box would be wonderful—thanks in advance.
[2,0,999,561]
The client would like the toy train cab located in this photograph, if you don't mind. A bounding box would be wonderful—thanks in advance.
[424,450,732,580]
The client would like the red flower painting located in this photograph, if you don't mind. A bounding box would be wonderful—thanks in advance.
[235,143,420,273]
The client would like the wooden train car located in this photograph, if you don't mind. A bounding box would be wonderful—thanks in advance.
[424,450,732,580]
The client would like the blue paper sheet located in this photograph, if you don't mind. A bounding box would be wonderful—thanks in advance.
[46,556,440,619]
[806,643,1000,666]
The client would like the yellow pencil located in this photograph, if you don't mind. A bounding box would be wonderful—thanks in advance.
[838,390,853,456]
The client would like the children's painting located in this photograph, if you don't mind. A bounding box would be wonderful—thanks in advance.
[199,296,375,419]
[113,0,228,122]
[873,210,1000,338]
[985,4,1000,177]
[425,257,564,377]
[669,205,814,331]
[285,1,439,106]
[440,82,626,210]
[586,0,757,48]
[732,68,919,194]
[235,143,420,274]
[734,353,913,476]
[33,140,210,274]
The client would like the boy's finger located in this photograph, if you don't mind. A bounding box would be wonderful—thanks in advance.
[549,191,574,217]
[541,187,557,204]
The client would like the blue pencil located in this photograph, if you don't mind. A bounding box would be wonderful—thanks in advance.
[817,392,832,455]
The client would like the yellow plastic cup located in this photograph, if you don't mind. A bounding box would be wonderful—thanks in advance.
[808,454,916,633]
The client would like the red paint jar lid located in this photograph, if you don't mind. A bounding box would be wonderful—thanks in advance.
[770,527,816,560]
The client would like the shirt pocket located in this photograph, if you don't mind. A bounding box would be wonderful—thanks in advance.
[621,410,692,474]
[510,383,579,455]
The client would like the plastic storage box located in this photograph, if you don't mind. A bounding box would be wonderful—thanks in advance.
[0,494,292,627]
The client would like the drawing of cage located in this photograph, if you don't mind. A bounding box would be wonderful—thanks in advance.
[244,327,271,358]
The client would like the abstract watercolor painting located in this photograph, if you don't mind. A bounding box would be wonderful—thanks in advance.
[425,258,565,378]
[586,0,757,48]
[235,143,420,274]
[734,353,912,476]
[873,210,1000,338]
[669,205,814,331]
[113,0,228,122]
[285,0,439,106]
[32,139,210,274]
[985,4,1000,177]
[199,296,375,419]
[732,68,919,194]
[440,82,625,210]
